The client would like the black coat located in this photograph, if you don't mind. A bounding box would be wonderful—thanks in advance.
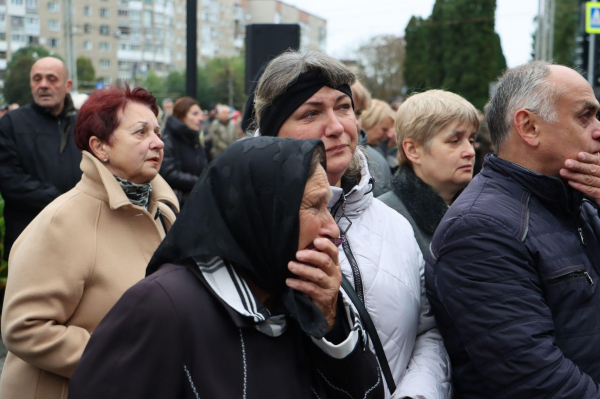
[68,262,384,399]
[427,154,600,398]
[0,97,81,259]
[159,116,208,206]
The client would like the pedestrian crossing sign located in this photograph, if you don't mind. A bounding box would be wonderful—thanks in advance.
[587,2,600,33]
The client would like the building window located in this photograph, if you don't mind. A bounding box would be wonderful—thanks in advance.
[11,33,23,42]
[48,37,59,47]
[99,25,109,35]
[0,14,5,22]
[0,33,5,41]
[131,27,141,36]
[144,0,152,4]
[118,60,130,70]
[10,0,23,5]
[83,6,91,16]
[100,8,109,18]
[83,23,91,33]
[100,59,110,70]
[99,42,109,52]
[143,10,151,26]
[118,43,126,50]
[130,10,140,22]
[11,16,24,28]
[48,20,60,31]
[25,17,38,26]
[84,40,92,51]
[118,9,128,17]
[26,0,36,8]
[47,1,59,12]
[28,35,38,44]
[130,44,141,51]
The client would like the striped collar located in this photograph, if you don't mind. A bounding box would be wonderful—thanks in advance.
[196,256,287,337]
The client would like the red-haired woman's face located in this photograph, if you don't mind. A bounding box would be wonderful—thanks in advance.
[104,102,164,184]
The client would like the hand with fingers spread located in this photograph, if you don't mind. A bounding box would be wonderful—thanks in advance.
[560,152,600,204]
[286,237,342,331]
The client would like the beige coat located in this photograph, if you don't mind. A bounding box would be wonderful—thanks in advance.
[0,151,179,399]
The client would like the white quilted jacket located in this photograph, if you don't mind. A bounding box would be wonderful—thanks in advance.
[330,151,452,399]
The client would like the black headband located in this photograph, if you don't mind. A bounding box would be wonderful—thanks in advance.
[259,70,354,136]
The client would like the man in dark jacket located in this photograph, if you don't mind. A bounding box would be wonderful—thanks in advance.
[0,57,81,260]
[426,61,600,398]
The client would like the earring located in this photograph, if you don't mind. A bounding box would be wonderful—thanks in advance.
[103,156,108,163]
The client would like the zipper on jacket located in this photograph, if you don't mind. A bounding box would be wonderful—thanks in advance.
[578,227,586,246]
[547,269,594,286]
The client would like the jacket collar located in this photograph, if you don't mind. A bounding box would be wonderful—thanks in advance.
[328,149,374,219]
[390,165,449,235]
[30,94,76,119]
[165,116,199,145]
[482,154,581,216]
[77,151,180,213]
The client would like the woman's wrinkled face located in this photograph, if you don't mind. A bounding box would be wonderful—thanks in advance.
[298,165,340,251]
[277,86,358,186]
[183,104,204,132]
[105,102,164,184]
[367,116,394,147]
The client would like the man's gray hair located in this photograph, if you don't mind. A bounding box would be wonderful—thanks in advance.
[485,61,564,150]
[254,50,356,126]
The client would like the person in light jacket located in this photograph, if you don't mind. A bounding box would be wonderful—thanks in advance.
[0,85,179,399]
[378,90,479,256]
[254,50,451,399]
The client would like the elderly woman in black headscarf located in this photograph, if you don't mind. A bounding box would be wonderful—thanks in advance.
[68,137,384,399]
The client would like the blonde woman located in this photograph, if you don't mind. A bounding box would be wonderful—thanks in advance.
[379,90,479,255]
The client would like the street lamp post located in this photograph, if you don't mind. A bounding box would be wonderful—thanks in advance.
[186,0,197,99]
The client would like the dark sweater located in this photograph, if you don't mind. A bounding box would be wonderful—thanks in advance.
[69,262,384,399]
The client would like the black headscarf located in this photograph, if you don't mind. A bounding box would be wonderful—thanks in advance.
[258,70,354,136]
[147,136,331,338]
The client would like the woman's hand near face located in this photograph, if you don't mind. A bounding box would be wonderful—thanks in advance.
[286,237,342,330]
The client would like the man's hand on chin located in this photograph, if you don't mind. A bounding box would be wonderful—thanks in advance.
[560,152,600,204]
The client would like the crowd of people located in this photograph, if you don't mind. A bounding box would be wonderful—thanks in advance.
[1,50,600,399]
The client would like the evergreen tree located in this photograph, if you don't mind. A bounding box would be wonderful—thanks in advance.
[3,56,35,105]
[76,56,95,90]
[404,0,507,109]
[552,0,579,66]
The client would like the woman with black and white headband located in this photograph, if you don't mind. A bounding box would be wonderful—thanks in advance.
[68,137,384,399]
[252,51,452,399]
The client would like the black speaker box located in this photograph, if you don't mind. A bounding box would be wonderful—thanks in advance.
[245,24,301,94]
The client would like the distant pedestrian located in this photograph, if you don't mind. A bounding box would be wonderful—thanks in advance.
[158,98,173,128]
[351,81,391,196]
[0,57,81,260]
[362,99,397,168]
[0,85,178,399]
[160,97,208,207]
[209,105,237,158]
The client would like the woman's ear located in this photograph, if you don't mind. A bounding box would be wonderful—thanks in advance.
[89,136,107,161]
[403,138,422,166]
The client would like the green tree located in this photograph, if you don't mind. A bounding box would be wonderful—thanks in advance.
[404,0,507,109]
[201,55,246,109]
[77,56,95,90]
[7,45,50,70]
[553,0,579,66]
[142,70,166,103]
[3,56,35,105]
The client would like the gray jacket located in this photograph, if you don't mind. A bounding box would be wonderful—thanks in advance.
[378,165,448,256]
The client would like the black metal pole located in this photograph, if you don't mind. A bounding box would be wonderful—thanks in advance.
[186,0,197,99]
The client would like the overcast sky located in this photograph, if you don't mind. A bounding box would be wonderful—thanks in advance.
[283,0,539,68]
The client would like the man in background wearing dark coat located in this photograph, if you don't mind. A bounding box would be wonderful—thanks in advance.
[427,61,600,398]
[0,57,81,260]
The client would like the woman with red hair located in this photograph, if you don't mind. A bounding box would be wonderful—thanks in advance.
[0,85,179,399]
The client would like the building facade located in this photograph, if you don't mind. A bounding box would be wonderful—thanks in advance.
[0,0,325,89]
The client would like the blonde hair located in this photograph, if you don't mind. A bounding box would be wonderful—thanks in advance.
[361,99,395,131]
[396,90,480,165]
[351,81,372,114]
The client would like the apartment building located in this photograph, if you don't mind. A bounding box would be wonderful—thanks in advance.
[0,0,325,88]
[246,0,326,53]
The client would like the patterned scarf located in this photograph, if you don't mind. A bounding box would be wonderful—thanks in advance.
[113,175,152,210]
